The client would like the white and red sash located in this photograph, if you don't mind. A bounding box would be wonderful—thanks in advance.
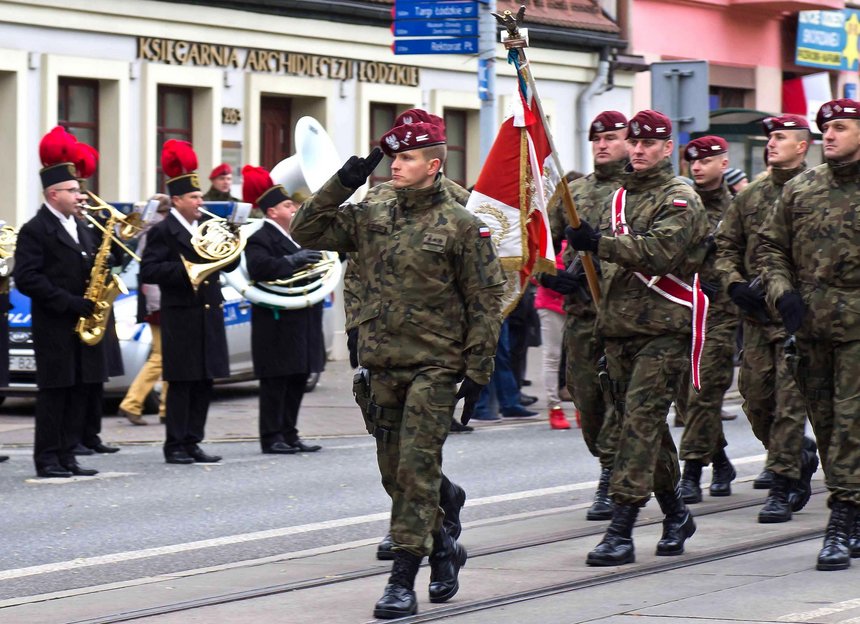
[611,188,708,391]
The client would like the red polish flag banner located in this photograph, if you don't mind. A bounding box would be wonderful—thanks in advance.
[465,93,557,315]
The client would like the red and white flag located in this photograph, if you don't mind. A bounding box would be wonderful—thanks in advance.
[466,91,557,314]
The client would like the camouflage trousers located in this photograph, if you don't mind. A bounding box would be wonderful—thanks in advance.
[604,334,686,505]
[738,322,806,479]
[674,319,735,463]
[369,366,458,557]
[795,339,860,505]
[564,315,618,469]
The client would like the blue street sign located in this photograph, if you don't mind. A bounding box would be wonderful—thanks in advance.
[393,18,478,37]
[478,57,490,101]
[392,38,479,55]
[394,1,478,20]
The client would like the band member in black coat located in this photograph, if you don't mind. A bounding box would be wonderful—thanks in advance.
[140,140,237,465]
[242,166,323,454]
[13,127,105,477]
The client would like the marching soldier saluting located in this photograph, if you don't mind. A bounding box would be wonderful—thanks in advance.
[241,166,323,455]
[291,115,505,619]
[566,110,710,566]
[758,99,860,570]
[14,127,106,478]
[715,114,818,524]
[547,110,628,522]
[140,140,238,465]
[674,136,737,504]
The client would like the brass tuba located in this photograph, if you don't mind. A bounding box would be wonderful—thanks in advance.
[182,208,247,292]
[0,224,18,277]
[76,191,143,345]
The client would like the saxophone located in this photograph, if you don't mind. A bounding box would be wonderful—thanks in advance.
[75,191,140,346]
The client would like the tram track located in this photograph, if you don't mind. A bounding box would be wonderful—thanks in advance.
[61,485,827,624]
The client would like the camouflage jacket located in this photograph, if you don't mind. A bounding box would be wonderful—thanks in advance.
[342,176,470,331]
[594,158,710,339]
[547,159,628,318]
[292,173,506,383]
[695,181,735,321]
[758,159,860,342]
[715,164,806,338]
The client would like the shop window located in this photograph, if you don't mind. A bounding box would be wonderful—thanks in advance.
[58,78,99,193]
[370,103,396,187]
[156,86,193,193]
[443,109,467,188]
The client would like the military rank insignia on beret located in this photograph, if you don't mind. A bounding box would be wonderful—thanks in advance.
[589,110,628,140]
[683,136,728,162]
[627,110,672,139]
[816,98,860,132]
[762,114,809,135]
[379,121,446,157]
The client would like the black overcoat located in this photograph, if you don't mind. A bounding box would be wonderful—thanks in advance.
[139,213,237,382]
[246,222,324,378]
[12,206,107,387]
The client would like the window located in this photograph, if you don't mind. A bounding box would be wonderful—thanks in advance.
[156,86,193,193]
[370,103,397,187]
[58,78,99,193]
[443,109,467,187]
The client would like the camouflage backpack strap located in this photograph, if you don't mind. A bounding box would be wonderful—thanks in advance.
[611,187,709,391]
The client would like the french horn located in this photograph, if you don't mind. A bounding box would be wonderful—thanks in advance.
[0,224,17,278]
[223,116,344,309]
[183,207,247,292]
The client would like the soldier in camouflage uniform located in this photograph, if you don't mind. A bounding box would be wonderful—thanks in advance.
[292,117,505,617]
[674,136,737,504]
[758,99,860,571]
[344,110,472,563]
[546,110,627,521]
[566,110,710,566]
[715,114,818,525]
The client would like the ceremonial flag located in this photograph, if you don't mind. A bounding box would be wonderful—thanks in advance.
[466,51,557,314]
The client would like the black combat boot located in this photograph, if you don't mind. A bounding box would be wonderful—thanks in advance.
[679,460,703,504]
[753,469,774,490]
[428,529,467,603]
[789,437,819,512]
[587,467,614,521]
[376,533,395,560]
[586,503,639,566]
[816,501,855,571]
[758,473,792,523]
[709,449,736,497]
[849,513,860,559]
[373,550,422,619]
[655,488,696,556]
[440,477,466,540]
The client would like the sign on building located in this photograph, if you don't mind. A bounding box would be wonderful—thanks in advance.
[796,10,860,71]
[392,0,483,56]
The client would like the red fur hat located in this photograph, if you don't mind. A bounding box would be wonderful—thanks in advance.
[241,165,289,210]
[161,140,200,195]
[38,126,79,188]
[72,142,99,179]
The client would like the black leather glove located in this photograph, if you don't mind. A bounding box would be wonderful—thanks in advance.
[776,291,805,334]
[456,377,485,426]
[538,270,580,295]
[564,221,601,254]
[292,249,323,266]
[70,297,95,317]
[346,327,359,369]
[728,282,764,312]
[700,280,718,301]
[337,148,384,190]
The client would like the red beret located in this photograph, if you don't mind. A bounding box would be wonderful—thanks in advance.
[628,110,672,139]
[589,111,628,140]
[683,136,728,162]
[380,122,446,157]
[762,114,809,135]
[394,108,445,132]
[209,163,232,180]
[816,98,860,132]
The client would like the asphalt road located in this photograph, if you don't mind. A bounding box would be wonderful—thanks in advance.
[0,402,771,602]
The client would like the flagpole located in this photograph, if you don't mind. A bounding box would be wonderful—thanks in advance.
[494,7,602,303]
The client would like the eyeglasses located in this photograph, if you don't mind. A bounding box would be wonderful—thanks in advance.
[56,187,83,194]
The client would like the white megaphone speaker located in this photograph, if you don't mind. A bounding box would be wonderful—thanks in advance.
[269,116,341,196]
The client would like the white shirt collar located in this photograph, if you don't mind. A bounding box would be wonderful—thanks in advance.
[45,202,80,243]
[170,207,198,235]
[264,218,299,247]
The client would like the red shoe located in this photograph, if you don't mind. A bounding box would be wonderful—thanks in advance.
[549,406,571,430]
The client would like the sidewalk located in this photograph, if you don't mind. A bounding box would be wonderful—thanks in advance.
[0,349,742,448]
